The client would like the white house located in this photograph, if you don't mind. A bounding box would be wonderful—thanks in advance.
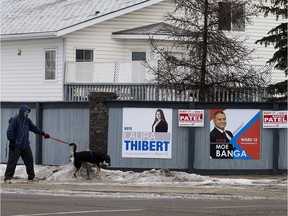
[1,0,286,102]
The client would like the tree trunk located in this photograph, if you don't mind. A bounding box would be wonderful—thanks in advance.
[199,0,209,102]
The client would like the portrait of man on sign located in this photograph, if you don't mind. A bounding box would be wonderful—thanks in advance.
[210,109,261,160]
[210,110,235,159]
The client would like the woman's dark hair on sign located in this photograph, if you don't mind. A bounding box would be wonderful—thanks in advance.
[152,109,168,132]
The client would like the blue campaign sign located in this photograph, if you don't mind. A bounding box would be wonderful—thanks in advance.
[122,108,172,159]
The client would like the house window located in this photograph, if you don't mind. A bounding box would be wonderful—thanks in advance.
[75,49,94,82]
[76,49,94,62]
[132,52,146,61]
[218,2,245,31]
[166,52,186,60]
[45,50,56,80]
[131,51,146,84]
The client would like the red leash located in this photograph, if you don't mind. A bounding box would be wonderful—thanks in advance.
[50,137,70,145]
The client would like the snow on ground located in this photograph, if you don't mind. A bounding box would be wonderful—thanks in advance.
[1,164,286,187]
[1,164,287,200]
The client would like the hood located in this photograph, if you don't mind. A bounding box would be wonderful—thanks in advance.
[19,105,31,118]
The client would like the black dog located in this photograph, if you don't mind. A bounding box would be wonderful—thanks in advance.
[69,143,111,179]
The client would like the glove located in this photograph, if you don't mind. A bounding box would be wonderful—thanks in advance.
[41,132,50,139]
[9,141,16,150]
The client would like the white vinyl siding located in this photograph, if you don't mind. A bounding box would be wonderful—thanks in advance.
[65,0,285,84]
[65,0,173,62]
[246,12,286,83]
[1,39,64,101]
[1,0,286,102]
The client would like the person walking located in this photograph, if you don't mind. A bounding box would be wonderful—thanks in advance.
[4,105,50,183]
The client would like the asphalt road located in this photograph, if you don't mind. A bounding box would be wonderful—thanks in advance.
[2,191,287,216]
[1,177,287,216]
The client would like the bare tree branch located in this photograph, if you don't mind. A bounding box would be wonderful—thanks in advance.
[148,0,270,101]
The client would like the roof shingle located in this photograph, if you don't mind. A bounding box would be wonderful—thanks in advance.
[1,0,158,36]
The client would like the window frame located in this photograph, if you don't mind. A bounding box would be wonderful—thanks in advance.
[44,49,57,81]
[132,51,147,61]
[75,49,94,62]
[218,2,245,32]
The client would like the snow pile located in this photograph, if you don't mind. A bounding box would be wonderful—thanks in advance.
[0,164,286,187]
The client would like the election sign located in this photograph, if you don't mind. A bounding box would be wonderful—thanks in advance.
[210,109,260,160]
[122,108,172,158]
[263,111,288,128]
[178,109,204,127]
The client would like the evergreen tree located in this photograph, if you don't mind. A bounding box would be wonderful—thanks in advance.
[255,0,287,102]
[255,0,287,76]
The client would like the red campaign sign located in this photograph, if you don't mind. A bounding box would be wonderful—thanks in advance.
[179,113,203,122]
[178,110,204,127]
[236,118,260,159]
[263,111,288,128]
[263,115,287,123]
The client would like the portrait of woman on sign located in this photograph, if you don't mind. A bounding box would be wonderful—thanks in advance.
[152,109,168,132]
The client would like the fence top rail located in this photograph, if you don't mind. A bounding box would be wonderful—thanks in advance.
[64,83,273,102]
[65,83,157,86]
[65,83,266,89]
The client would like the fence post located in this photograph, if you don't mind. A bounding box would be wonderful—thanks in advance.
[35,102,43,165]
[155,84,159,101]
[188,102,195,173]
[88,92,118,153]
[272,103,280,175]
[64,84,69,101]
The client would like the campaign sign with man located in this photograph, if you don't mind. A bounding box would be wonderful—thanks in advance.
[122,108,172,159]
[210,109,260,160]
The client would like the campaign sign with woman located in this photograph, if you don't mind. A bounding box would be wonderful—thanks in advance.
[122,108,172,159]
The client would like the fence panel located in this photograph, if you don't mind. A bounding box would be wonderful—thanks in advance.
[1,102,89,165]
[106,101,287,174]
[41,107,89,165]
[1,101,286,174]
[1,105,36,164]
[107,108,189,169]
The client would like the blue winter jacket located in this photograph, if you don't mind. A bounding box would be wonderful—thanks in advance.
[7,105,43,149]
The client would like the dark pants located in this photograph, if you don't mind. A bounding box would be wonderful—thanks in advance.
[4,146,35,181]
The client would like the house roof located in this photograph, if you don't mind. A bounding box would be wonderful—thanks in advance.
[1,0,164,40]
[113,22,174,35]
[112,22,177,40]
